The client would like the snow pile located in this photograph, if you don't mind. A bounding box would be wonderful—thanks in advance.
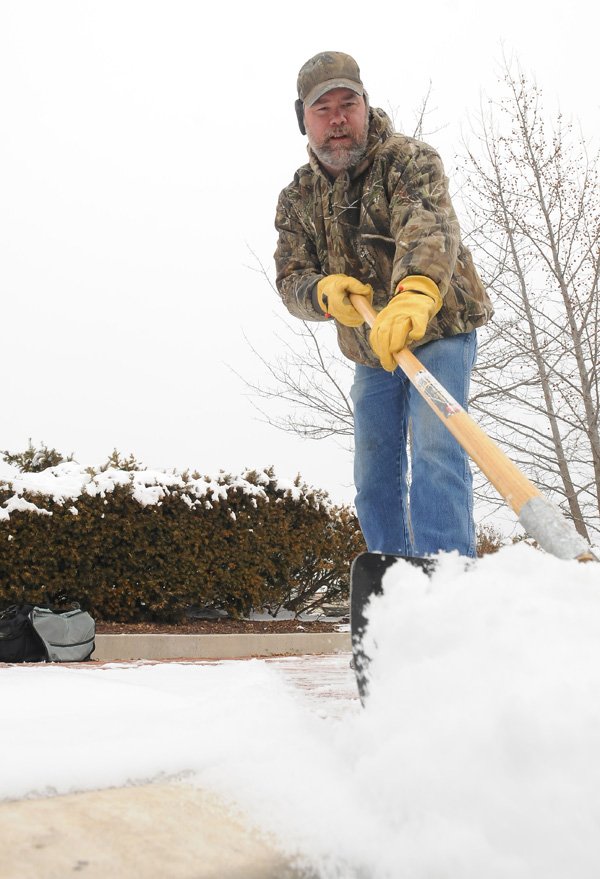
[2,544,600,878]
[354,547,600,878]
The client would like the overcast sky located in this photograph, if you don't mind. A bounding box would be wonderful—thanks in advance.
[1,0,597,507]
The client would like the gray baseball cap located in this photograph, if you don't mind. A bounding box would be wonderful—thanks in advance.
[297,51,364,107]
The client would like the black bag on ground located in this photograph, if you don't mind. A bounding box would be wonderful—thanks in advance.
[0,605,46,663]
[0,604,95,663]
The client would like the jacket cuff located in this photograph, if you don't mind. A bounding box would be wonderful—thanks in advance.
[310,277,326,317]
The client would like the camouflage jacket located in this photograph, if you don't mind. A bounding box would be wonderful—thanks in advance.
[274,108,493,367]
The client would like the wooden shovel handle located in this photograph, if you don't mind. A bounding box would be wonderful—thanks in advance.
[350,293,596,561]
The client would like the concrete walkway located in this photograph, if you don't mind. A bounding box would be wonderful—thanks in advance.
[1,655,357,878]
[1,782,302,879]
[94,631,350,661]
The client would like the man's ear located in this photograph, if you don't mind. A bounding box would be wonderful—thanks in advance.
[295,99,306,135]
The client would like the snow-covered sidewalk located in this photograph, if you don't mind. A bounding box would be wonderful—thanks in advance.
[3,544,600,878]
[1,654,358,878]
[0,653,360,803]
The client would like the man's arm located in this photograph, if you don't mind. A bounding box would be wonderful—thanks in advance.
[387,141,460,299]
[368,141,462,371]
[273,188,326,322]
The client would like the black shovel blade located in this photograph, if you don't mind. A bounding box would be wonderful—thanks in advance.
[350,552,435,703]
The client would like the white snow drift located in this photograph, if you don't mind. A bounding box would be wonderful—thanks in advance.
[2,544,600,878]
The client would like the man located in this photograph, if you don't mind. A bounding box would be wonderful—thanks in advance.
[274,52,493,558]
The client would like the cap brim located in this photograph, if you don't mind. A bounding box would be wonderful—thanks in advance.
[304,79,364,107]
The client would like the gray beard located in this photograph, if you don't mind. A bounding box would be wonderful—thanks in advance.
[309,116,370,172]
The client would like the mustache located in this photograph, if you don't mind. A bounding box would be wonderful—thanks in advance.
[325,127,352,140]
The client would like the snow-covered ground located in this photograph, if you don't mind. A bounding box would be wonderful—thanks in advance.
[2,544,600,878]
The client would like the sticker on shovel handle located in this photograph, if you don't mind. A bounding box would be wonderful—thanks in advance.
[413,369,462,419]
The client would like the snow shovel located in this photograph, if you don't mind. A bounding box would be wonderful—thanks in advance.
[347,295,598,702]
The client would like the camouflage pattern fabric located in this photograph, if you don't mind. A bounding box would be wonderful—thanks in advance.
[274,108,493,367]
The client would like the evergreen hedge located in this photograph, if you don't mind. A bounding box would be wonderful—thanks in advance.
[0,461,365,621]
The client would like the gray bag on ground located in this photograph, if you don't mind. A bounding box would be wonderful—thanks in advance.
[29,607,95,661]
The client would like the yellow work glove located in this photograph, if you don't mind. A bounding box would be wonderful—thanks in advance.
[369,275,443,371]
[316,274,374,327]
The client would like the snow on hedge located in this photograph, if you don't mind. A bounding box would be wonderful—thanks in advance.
[0,460,322,521]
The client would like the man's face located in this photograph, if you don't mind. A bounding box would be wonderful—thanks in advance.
[304,88,369,175]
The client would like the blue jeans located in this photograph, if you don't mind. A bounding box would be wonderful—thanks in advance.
[350,331,478,557]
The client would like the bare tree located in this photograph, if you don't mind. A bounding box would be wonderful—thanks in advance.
[463,65,600,539]
[239,253,354,445]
